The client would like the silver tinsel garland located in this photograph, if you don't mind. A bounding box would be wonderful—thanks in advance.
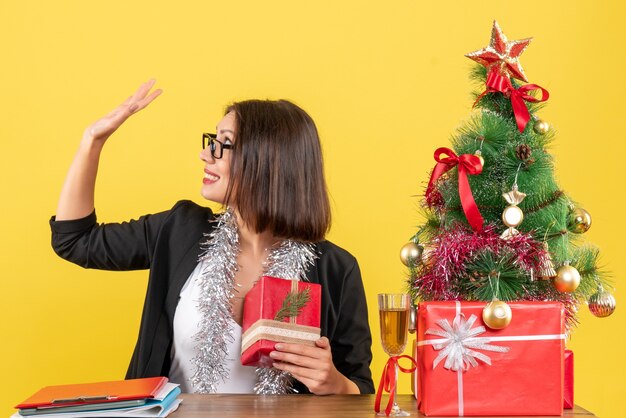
[190,209,239,393]
[190,209,317,394]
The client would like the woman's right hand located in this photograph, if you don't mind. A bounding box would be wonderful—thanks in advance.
[83,79,162,144]
[55,79,162,221]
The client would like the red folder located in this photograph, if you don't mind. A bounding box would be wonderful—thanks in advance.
[15,377,167,409]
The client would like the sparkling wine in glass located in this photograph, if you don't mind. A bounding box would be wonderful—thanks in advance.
[378,293,410,416]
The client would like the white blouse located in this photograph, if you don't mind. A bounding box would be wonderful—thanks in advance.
[169,261,257,393]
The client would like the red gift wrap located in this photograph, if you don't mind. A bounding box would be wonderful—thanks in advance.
[415,301,565,416]
[564,349,574,409]
[241,276,321,367]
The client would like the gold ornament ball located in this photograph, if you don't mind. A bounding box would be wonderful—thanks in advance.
[502,205,524,228]
[553,264,581,293]
[482,300,512,329]
[588,291,616,318]
[400,242,423,266]
[533,119,550,135]
[474,150,485,168]
[567,207,592,234]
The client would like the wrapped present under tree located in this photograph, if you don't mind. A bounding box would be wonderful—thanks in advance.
[415,301,564,416]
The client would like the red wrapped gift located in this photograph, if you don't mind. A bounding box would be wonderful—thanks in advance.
[241,276,321,367]
[564,349,574,409]
[415,301,565,416]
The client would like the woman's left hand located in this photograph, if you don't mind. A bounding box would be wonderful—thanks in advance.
[269,337,360,395]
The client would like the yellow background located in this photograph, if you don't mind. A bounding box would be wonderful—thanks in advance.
[1,1,624,416]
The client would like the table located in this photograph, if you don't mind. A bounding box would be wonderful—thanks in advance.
[175,394,596,417]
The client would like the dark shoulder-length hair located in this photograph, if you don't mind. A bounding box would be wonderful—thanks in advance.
[223,99,331,242]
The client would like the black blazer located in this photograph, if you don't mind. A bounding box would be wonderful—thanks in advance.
[50,200,374,394]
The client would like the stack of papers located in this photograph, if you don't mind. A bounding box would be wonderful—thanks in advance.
[13,377,182,418]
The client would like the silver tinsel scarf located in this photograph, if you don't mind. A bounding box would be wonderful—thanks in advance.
[190,209,317,394]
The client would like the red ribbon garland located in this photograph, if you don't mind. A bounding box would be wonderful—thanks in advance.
[475,68,550,133]
[374,355,418,416]
[426,147,484,231]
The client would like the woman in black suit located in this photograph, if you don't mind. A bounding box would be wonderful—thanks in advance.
[50,80,374,395]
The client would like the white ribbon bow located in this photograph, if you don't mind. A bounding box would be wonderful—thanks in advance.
[425,313,510,371]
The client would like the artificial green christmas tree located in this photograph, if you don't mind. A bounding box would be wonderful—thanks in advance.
[404,21,615,328]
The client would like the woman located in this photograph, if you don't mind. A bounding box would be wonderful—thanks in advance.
[50,80,374,395]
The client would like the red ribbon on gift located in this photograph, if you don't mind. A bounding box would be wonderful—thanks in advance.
[475,68,549,133]
[426,147,484,231]
[375,355,418,417]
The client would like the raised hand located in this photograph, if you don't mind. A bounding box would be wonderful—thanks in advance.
[56,79,162,221]
[84,79,162,143]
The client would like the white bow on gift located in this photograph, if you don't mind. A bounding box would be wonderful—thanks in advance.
[425,314,510,371]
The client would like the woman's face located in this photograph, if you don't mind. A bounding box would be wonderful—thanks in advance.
[199,111,236,204]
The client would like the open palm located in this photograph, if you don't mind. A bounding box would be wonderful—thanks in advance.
[85,79,162,142]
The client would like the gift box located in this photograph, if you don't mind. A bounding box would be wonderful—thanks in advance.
[564,349,574,409]
[241,276,321,367]
[415,301,565,416]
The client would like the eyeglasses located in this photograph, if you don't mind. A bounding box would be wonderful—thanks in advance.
[202,133,234,159]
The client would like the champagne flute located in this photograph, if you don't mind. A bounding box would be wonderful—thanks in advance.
[378,293,410,417]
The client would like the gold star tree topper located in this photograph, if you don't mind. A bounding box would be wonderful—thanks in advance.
[465,21,533,82]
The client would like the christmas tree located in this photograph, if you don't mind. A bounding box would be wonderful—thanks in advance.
[403,21,616,329]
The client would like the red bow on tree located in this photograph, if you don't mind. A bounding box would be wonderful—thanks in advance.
[374,355,418,417]
[477,68,549,133]
[426,147,484,232]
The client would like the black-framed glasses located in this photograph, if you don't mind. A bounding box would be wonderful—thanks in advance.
[202,133,234,159]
